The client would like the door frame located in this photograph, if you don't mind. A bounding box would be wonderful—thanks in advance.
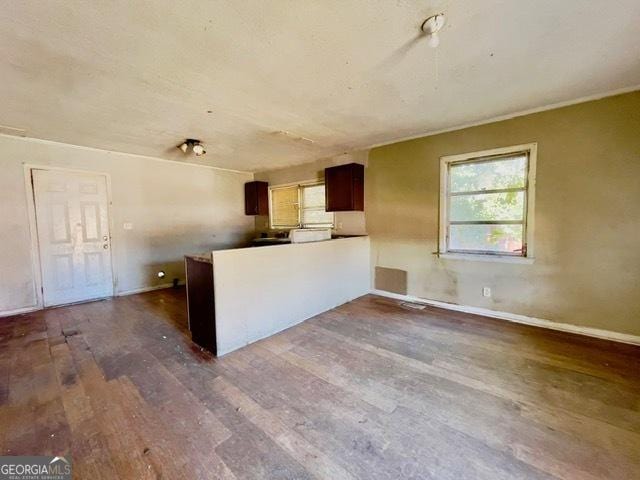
[23,164,117,309]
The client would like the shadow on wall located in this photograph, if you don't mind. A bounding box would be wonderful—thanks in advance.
[144,226,253,251]
[148,261,184,287]
[120,224,253,292]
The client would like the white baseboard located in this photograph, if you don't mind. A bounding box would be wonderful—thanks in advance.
[0,305,41,318]
[371,289,640,347]
[0,282,185,318]
[116,281,184,297]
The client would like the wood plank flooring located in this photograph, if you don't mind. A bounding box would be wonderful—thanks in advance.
[1,288,639,479]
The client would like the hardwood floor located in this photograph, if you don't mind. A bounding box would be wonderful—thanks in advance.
[1,289,639,479]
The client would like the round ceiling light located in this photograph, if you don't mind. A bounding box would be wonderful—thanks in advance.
[192,143,206,156]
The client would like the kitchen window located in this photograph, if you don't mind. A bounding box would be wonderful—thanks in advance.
[269,182,334,229]
[439,144,536,263]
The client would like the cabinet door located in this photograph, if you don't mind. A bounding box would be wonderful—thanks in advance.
[325,163,364,211]
[256,182,269,215]
[244,182,257,215]
[351,164,364,211]
[245,181,269,215]
[186,257,216,354]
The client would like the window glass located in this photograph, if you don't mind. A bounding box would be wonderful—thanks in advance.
[301,184,325,208]
[443,151,530,256]
[449,224,524,254]
[450,191,525,222]
[301,184,333,227]
[450,155,527,193]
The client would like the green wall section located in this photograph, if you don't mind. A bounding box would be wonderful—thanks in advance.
[366,91,640,336]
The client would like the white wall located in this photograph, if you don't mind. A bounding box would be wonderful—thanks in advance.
[212,236,371,355]
[0,134,255,315]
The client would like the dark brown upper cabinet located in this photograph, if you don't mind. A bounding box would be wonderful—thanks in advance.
[244,181,269,215]
[324,163,364,211]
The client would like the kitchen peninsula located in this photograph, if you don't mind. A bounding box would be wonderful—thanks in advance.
[185,235,370,356]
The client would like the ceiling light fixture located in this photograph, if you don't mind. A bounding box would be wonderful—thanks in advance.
[192,143,205,156]
[421,13,446,48]
[177,139,206,156]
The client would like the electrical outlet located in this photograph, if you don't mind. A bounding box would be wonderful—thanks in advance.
[123,222,133,230]
[337,222,343,230]
[482,287,491,298]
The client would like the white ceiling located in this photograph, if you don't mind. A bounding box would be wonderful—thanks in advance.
[1,1,639,172]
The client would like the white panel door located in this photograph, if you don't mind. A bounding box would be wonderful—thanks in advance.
[32,169,114,307]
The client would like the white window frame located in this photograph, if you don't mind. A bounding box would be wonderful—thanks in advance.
[268,181,335,229]
[438,143,537,264]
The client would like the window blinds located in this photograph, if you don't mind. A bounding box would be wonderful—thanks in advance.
[270,186,299,227]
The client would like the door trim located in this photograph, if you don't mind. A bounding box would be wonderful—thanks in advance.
[23,164,117,309]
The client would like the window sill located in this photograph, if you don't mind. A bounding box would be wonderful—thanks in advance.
[437,253,535,264]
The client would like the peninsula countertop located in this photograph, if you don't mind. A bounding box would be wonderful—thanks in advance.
[186,235,368,262]
[184,235,370,356]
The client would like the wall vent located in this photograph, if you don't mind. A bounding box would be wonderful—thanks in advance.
[374,267,408,294]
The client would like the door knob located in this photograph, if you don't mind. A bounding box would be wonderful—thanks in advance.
[103,244,109,249]
[103,235,109,241]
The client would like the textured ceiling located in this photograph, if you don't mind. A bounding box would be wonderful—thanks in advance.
[1,0,639,171]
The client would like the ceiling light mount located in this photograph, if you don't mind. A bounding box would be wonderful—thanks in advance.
[421,13,446,48]
[177,138,206,156]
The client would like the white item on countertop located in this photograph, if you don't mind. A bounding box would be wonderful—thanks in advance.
[289,228,332,243]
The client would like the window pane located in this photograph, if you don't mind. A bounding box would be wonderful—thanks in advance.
[449,224,523,254]
[301,207,334,227]
[450,155,527,193]
[271,186,299,227]
[450,191,525,222]
[301,184,326,208]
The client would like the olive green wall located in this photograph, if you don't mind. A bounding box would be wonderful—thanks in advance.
[367,91,640,336]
